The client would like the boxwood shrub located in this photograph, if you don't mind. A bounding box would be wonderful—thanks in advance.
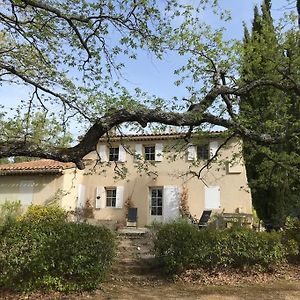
[0,205,116,292]
[153,220,293,274]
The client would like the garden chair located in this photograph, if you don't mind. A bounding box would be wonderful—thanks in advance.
[126,207,138,227]
[198,210,212,229]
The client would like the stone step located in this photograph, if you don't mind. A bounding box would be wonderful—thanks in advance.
[117,227,150,239]
[111,228,157,279]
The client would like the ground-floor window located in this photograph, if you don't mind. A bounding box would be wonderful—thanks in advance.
[151,188,163,216]
[106,188,116,207]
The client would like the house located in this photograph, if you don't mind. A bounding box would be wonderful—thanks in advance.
[0,132,252,227]
[0,159,77,210]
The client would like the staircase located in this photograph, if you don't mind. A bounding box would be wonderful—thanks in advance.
[110,228,160,283]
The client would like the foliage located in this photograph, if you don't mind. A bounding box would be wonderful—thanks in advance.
[240,0,300,230]
[283,217,300,260]
[17,204,68,224]
[0,112,72,163]
[69,198,95,222]
[179,185,190,218]
[153,220,294,274]
[0,200,22,226]
[0,1,299,170]
[0,205,116,292]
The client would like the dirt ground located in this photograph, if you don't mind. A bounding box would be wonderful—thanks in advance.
[2,279,300,300]
[98,280,300,300]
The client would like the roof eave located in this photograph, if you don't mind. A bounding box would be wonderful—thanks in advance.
[0,169,63,176]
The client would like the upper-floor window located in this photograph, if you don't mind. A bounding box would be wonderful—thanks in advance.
[98,144,126,162]
[109,147,119,161]
[144,146,155,161]
[197,144,209,160]
[106,188,116,207]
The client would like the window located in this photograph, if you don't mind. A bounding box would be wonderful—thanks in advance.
[106,188,116,207]
[151,188,163,216]
[197,144,209,160]
[109,147,119,161]
[144,146,155,161]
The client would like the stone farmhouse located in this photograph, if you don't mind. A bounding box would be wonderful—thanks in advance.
[0,132,252,227]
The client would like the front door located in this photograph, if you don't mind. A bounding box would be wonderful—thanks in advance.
[149,187,163,223]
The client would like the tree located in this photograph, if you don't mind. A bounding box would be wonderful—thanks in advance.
[240,0,300,230]
[0,0,299,171]
[0,112,72,163]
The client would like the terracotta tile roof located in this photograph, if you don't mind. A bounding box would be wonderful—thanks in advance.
[0,159,75,175]
[99,131,225,142]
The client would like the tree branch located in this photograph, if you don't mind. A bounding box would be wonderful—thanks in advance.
[0,98,289,169]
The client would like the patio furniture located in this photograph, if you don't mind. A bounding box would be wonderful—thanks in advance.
[198,210,212,229]
[126,207,138,227]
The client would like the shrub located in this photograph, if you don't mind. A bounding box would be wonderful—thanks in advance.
[153,221,290,274]
[17,204,68,224]
[0,206,116,292]
[153,220,200,273]
[0,200,22,226]
[282,217,300,261]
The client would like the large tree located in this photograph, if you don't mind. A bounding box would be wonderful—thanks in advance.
[0,111,72,163]
[240,0,300,230]
[0,0,299,171]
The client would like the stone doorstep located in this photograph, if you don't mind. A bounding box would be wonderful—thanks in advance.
[117,227,149,236]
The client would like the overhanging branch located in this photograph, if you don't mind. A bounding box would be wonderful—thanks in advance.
[0,103,288,169]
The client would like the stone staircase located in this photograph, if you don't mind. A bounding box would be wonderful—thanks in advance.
[110,228,160,283]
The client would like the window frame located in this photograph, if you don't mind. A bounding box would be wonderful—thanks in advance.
[144,145,156,161]
[109,147,119,162]
[150,187,163,216]
[197,144,209,160]
[106,188,117,207]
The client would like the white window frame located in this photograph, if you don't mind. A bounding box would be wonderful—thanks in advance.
[106,188,117,207]
[144,145,156,161]
[150,187,163,216]
[109,147,119,161]
[197,144,209,160]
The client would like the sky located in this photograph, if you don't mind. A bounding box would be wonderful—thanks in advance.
[115,0,288,101]
[0,0,294,132]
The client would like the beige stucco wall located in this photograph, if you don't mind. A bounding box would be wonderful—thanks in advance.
[0,168,78,211]
[60,169,82,211]
[0,136,252,227]
[70,136,252,227]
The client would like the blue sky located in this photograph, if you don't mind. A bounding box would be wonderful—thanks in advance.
[0,0,292,117]
[118,0,288,101]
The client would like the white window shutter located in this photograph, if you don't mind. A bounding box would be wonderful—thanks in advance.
[116,186,124,208]
[187,145,197,161]
[118,145,126,162]
[98,144,108,162]
[163,186,180,222]
[209,141,219,158]
[19,180,34,205]
[77,184,86,208]
[204,186,221,209]
[155,143,163,161]
[95,186,106,209]
[135,144,143,159]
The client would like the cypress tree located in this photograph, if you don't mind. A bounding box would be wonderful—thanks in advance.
[240,0,300,231]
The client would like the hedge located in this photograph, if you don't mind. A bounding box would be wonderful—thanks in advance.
[0,205,116,292]
[153,220,297,274]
